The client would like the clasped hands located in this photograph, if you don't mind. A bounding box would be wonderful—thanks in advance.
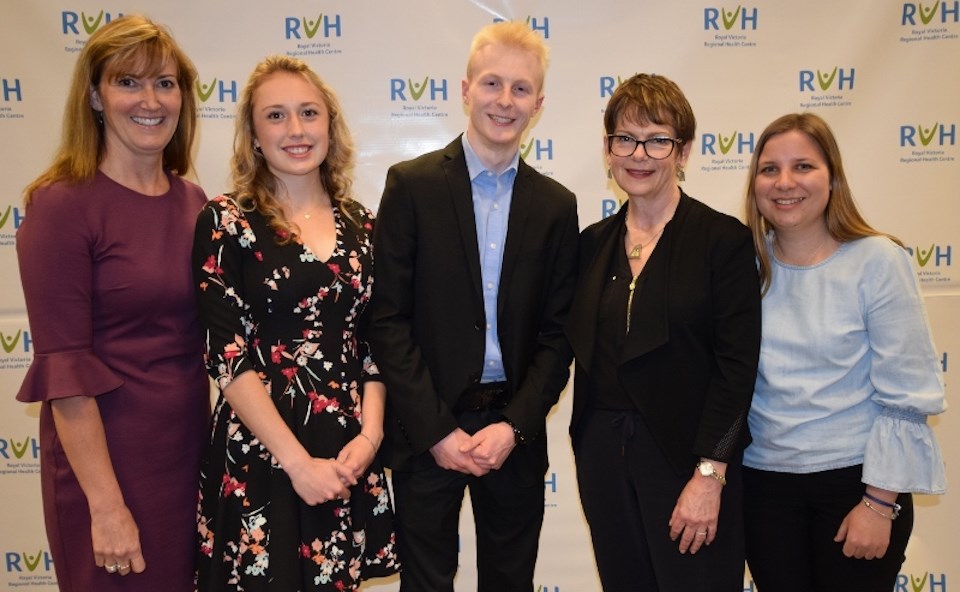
[286,432,380,505]
[430,424,516,476]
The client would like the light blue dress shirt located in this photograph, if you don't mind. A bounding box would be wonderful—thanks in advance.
[461,135,518,383]
[743,235,947,494]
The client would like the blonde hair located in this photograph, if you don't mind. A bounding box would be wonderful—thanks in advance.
[232,55,359,241]
[23,14,197,205]
[744,113,902,295]
[466,21,548,91]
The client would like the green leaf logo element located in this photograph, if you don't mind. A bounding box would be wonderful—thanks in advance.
[196,79,218,103]
[303,14,323,39]
[520,139,534,160]
[0,330,21,354]
[0,205,11,230]
[408,76,429,101]
[816,67,838,91]
[11,437,31,459]
[81,11,104,35]
[916,245,934,267]
[911,573,929,592]
[718,132,737,155]
[920,1,940,25]
[722,6,741,30]
[918,123,938,146]
[24,551,42,572]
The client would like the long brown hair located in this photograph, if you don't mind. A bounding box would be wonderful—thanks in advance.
[23,14,198,205]
[745,112,902,295]
[231,55,359,241]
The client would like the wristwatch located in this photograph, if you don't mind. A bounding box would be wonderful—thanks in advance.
[696,460,727,486]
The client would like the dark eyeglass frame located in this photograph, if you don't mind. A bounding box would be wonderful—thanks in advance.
[606,134,683,160]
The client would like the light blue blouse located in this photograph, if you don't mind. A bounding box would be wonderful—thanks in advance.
[743,235,947,494]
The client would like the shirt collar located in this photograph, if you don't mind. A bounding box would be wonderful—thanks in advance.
[461,134,519,181]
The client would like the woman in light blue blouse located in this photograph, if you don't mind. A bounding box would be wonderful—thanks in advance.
[741,112,946,591]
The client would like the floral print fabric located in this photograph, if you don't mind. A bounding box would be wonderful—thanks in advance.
[193,195,399,591]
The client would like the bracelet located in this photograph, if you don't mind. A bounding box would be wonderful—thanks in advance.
[862,498,900,520]
[358,432,379,452]
[863,491,897,509]
[863,492,901,519]
[503,419,525,445]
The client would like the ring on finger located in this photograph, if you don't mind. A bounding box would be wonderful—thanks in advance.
[695,531,707,537]
[106,564,119,573]
[119,564,130,570]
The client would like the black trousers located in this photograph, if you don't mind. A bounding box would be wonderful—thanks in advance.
[574,407,746,592]
[391,408,545,592]
[743,465,914,592]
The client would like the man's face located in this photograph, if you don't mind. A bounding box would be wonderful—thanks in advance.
[462,43,544,159]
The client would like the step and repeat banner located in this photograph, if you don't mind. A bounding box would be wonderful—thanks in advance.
[1,1,957,590]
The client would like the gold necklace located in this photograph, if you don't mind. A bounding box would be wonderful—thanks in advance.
[626,225,665,260]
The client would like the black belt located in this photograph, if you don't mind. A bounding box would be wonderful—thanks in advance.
[454,381,510,414]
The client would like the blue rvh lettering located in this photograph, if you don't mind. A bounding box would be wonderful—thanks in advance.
[218,80,238,103]
[389,79,407,101]
[429,78,448,101]
[2,78,23,102]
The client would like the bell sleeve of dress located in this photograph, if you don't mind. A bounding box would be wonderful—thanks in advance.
[192,196,258,390]
[15,186,123,402]
[861,239,946,494]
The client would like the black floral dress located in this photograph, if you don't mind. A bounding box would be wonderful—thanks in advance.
[193,195,399,591]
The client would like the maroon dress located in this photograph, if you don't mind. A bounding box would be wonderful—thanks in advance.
[16,170,210,592]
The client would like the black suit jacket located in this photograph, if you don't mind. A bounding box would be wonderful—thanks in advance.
[566,193,761,476]
[369,137,579,475]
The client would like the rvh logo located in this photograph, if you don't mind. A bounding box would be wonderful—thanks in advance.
[799,67,855,92]
[900,123,957,147]
[494,16,551,38]
[284,14,342,39]
[701,131,755,156]
[902,1,960,25]
[390,77,448,102]
[4,551,53,573]
[704,6,759,30]
[61,10,122,35]
[0,436,40,461]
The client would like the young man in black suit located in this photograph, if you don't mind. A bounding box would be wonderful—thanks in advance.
[368,20,579,592]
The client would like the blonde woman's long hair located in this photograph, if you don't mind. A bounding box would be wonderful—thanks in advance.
[232,55,359,242]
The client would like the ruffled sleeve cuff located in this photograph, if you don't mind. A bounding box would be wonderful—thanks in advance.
[16,349,123,403]
[862,407,947,494]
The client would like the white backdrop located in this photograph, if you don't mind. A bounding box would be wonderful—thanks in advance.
[1,1,957,590]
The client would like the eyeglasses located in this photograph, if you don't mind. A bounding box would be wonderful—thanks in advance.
[607,134,682,160]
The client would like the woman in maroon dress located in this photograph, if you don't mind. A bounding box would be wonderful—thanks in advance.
[15,15,209,591]
[193,55,399,591]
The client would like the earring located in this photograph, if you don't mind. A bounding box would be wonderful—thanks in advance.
[677,166,685,182]
[94,110,104,126]
[607,167,612,179]
[254,143,262,154]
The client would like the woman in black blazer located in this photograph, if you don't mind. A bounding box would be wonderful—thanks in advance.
[565,74,761,591]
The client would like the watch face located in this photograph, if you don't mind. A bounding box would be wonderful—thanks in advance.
[698,461,714,476]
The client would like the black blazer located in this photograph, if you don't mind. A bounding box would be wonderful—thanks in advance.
[368,137,579,475]
[565,193,761,476]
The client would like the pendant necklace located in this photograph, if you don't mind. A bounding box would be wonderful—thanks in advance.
[624,224,666,333]
[627,225,665,260]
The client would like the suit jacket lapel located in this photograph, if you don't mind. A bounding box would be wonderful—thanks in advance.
[566,205,623,371]
[442,138,484,304]
[497,160,533,318]
[620,194,693,362]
